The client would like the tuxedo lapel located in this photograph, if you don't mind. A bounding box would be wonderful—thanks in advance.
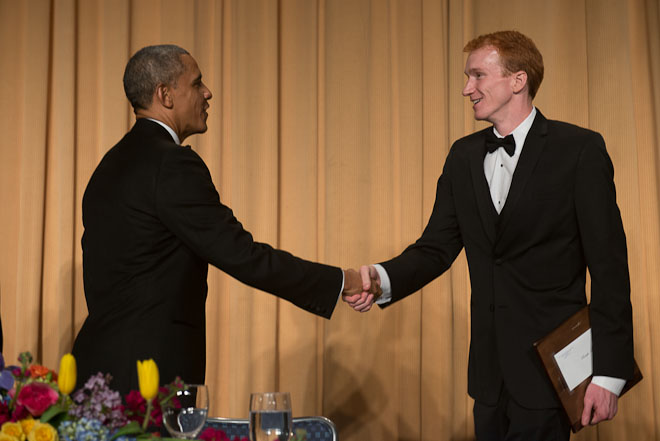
[496,111,549,243]
[469,132,498,244]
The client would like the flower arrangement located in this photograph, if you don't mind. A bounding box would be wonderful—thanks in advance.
[196,428,307,441]
[0,352,278,441]
[198,427,247,441]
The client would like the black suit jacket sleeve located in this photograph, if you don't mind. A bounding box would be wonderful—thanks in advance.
[155,145,342,319]
[575,133,633,378]
[380,147,464,301]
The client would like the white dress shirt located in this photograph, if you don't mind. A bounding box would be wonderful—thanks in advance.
[373,107,625,396]
[146,118,181,144]
[485,107,536,213]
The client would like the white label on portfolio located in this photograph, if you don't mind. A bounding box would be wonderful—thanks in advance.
[553,329,593,391]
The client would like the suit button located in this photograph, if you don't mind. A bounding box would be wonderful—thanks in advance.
[489,304,495,312]
[494,258,503,265]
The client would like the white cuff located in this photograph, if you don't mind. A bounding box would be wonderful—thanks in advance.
[591,376,626,396]
[373,264,392,304]
[337,269,345,303]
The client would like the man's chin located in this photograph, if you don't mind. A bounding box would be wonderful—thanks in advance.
[180,125,208,142]
[472,111,487,121]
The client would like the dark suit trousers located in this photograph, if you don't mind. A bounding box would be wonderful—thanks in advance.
[473,384,571,441]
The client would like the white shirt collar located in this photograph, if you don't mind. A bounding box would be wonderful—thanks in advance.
[493,106,537,150]
[146,118,181,145]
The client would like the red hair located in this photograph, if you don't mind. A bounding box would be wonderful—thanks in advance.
[464,30,544,99]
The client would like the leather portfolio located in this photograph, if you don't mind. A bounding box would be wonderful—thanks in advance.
[533,306,642,432]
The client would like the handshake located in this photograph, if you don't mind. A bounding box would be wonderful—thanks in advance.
[341,266,383,313]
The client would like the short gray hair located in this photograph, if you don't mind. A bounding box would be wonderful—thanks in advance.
[123,44,190,111]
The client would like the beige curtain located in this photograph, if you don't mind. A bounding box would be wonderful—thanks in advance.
[1,0,659,439]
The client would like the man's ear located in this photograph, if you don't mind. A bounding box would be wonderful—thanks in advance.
[155,84,174,109]
[511,71,528,95]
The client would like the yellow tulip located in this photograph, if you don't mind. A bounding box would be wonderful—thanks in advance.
[57,354,76,395]
[136,359,159,401]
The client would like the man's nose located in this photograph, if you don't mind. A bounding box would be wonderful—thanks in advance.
[203,84,212,100]
[462,79,473,96]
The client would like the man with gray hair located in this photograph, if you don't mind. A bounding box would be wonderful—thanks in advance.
[72,45,367,395]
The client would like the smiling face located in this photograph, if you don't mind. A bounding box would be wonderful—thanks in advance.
[170,54,212,142]
[462,46,518,126]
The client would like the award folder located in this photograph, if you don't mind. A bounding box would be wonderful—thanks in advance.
[533,306,642,433]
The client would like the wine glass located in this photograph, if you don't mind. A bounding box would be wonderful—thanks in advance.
[162,384,209,439]
[249,392,292,441]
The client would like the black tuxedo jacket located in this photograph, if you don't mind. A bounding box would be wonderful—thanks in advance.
[380,111,634,408]
[73,119,342,395]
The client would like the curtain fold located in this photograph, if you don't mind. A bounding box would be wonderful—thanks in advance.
[1,0,658,439]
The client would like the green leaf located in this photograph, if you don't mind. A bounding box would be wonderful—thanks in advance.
[136,433,181,441]
[40,404,66,423]
[135,433,180,440]
[110,421,144,440]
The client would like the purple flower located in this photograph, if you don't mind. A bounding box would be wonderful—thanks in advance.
[69,372,127,429]
[0,354,15,391]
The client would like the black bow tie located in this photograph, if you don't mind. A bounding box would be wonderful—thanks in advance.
[485,131,516,156]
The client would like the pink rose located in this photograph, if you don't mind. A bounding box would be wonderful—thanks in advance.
[16,382,59,416]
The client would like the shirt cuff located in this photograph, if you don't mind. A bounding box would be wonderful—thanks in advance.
[337,269,345,303]
[591,376,626,396]
[373,264,392,304]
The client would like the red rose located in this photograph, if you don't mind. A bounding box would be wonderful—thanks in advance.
[0,401,10,426]
[16,382,59,416]
[122,388,169,427]
[199,427,230,441]
[10,404,29,421]
[121,390,146,423]
[124,390,147,411]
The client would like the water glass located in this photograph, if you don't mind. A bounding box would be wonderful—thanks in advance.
[249,392,292,441]
[162,384,209,439]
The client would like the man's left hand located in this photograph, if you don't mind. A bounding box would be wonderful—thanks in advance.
[581,382,618,426]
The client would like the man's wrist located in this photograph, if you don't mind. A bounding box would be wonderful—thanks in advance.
[373,264,392,304]
[591,376,626,396]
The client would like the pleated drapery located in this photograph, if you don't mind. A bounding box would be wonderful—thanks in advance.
[1,1,659,440]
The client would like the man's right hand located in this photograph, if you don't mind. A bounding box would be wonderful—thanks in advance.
[342,265,381,312]
[581,382,618,426]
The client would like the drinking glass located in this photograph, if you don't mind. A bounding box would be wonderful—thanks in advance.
[162,384,209,439]
[249,392,292,441]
